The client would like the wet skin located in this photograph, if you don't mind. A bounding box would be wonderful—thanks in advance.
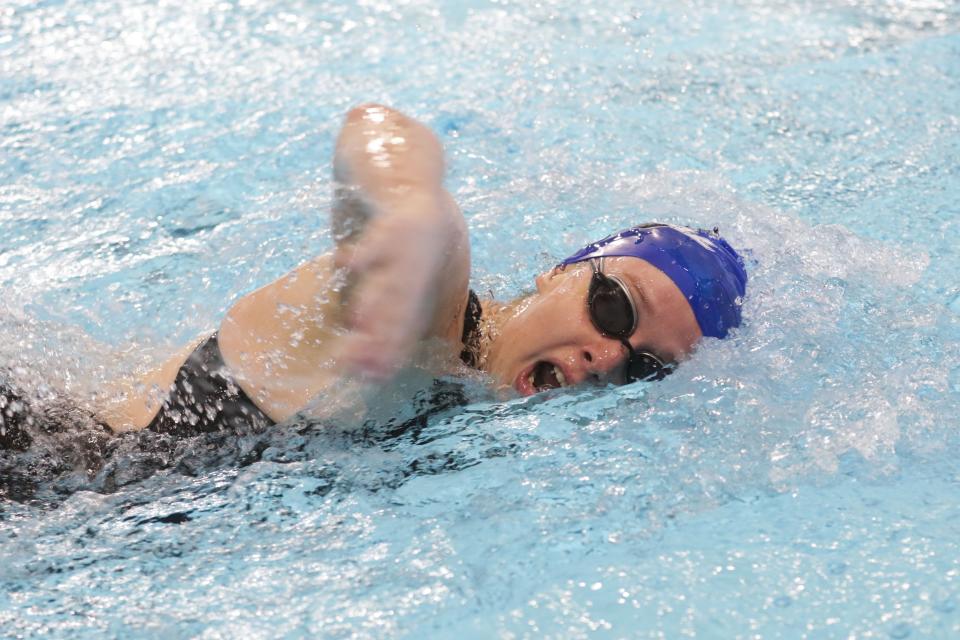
[96,104,702,433]
[483,256,703,396]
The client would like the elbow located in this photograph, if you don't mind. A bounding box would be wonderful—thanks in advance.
[337,103,445,185]
[344,103,402,127]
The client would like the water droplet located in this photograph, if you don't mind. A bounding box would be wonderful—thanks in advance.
[949,367,960,393]
[889,622,911,639]
[948,292,960,315]
[934,598,956,613]
[773,595,792,608]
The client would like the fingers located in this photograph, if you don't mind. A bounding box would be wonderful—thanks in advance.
[336,249,435,381]
[333,213,401,275]
[333,232,374,274]
[336,311,417,382]
[337,334,404,382]
[330,198,450,382]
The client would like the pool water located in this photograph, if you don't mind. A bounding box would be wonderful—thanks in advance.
[2,0,959,637]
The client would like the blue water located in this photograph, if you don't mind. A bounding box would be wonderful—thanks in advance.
[2,0,960,637]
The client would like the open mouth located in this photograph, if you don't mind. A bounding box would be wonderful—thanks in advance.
[527,360,567,392]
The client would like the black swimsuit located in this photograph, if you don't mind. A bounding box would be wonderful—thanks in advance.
[459,288,483,368]
[1,289,483,448]
[0,381,39,451]
[147,289,483,437]
[144,333,273,437]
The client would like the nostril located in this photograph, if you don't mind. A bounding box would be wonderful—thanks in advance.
[583,350,593,362]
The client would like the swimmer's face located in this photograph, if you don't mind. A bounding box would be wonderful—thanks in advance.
[484,257,702,396]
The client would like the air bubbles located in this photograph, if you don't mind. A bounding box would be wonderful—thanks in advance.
[933,598,956,614]
[2,0,960,636]
[772,595,792,608]
[949,367,960,394]
[947,292,960,316]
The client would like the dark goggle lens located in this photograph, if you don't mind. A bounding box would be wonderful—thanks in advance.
[625,351,670,382]
[587,260,672,384]
[588,276,635,338]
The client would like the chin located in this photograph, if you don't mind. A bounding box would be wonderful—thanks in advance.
[483,361,522,397]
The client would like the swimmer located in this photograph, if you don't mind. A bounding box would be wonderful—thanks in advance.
[1,104,746,449]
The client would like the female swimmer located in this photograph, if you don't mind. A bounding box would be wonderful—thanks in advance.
[0,104,747,448]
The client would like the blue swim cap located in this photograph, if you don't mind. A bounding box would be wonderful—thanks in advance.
[559,224,747,338]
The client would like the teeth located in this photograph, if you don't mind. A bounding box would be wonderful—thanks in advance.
[528,372,535,387]
[554,365,566,386]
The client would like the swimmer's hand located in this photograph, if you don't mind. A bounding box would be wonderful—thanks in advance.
[332,104,469,380]
[335,192,460,379]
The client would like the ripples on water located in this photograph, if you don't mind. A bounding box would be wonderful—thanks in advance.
[1,0,959,637]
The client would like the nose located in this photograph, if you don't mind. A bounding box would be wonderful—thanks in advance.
[580,337,628,383]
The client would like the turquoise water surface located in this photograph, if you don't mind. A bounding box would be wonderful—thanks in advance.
[1,0,959,637]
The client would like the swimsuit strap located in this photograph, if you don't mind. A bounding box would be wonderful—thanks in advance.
[459,289,483,368]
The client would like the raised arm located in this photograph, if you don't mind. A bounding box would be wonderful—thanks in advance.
[331,104,470,379]
[96,105,471,431]
[332,104,446,246]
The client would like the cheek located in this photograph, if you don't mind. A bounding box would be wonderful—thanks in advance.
[534,272,549,291]
[487,307,545,369]
[515,300,571,343]
[660,307,702,356]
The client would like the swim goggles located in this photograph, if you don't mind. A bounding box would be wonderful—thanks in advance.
[587,258,671,383]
